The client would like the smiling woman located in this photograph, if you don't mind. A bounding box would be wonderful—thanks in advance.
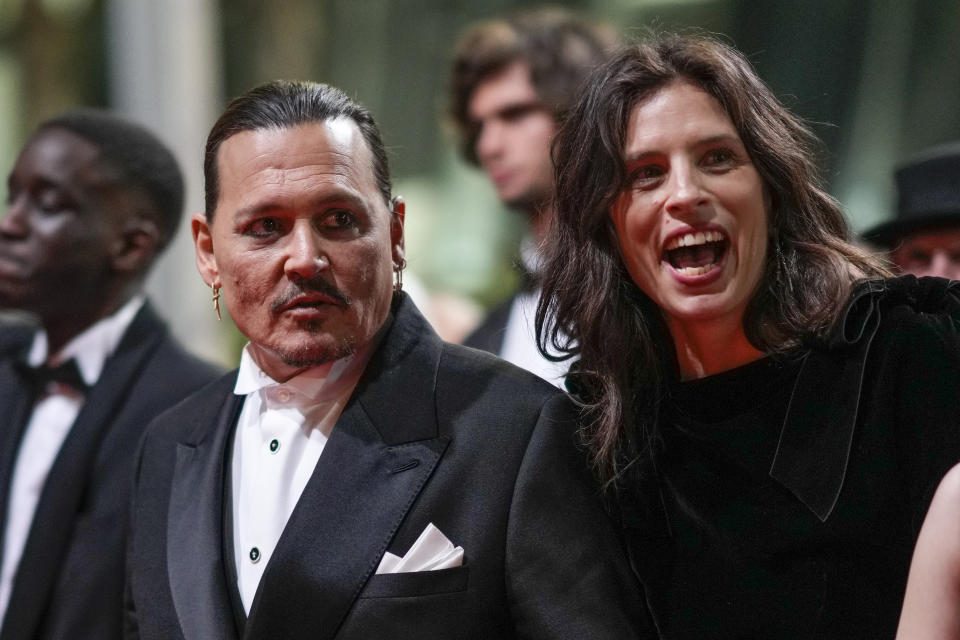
[609,81,769,378]
[537,34,960,637]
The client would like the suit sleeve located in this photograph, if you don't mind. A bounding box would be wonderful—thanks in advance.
[122,432,146,640]
[505,393,656,639]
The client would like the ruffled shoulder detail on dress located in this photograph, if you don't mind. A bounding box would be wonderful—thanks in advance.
[771,276,960,522]
[825,275,960,349]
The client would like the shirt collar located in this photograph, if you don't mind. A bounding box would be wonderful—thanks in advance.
[519,234,543,276]
[27,296,145,387]
[233,340,375,404]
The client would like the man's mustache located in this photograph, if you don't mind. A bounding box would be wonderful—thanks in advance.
[270,275,351,314]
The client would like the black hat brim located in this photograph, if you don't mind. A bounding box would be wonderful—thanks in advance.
[861,210,960,248]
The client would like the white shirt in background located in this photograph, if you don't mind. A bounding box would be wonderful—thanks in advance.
[499,289,570,389]
[0,296,144,628]
[498,236,571,389]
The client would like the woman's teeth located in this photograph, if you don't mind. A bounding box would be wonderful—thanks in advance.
[664,229,725,251]
[662,229,728,275]
[675,264,715,276]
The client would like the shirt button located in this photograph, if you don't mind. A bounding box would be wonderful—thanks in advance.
[249,547,261,563]
[269,439,280,453]
[277,389,291,402]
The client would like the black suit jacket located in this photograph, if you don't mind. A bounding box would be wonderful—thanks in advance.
[125,294,650,639]
[462,293,514,356]
[0,302,221,640]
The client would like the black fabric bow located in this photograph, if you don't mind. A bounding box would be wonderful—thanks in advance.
[14,358,90,394]
[814,274,960,350]
[771,275,960,522]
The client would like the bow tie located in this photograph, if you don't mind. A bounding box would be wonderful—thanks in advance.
[15,358,90,393]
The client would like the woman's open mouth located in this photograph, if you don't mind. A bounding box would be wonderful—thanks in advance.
[662,229,729,277]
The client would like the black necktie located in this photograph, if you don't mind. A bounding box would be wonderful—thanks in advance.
[14,358,90,394]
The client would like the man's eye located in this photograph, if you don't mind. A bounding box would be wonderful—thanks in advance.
[246,217,283,236]
[500,104,538,123]
[36,189,69,213]
[328,210,357,229]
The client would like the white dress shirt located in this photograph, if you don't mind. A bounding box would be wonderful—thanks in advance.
[0,296,143,627]
[230,343,371,613]
[498,236,571,389]
[499,289,570,389]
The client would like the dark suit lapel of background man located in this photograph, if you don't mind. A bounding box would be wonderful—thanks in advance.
[0,111,221,640]
[451,8,618,386]
[124,80,652,640]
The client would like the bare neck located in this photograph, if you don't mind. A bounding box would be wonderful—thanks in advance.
[668,315,766,381]
[41,282,140,356]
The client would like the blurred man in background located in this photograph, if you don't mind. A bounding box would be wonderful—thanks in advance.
[449,7,617,386]
[0,110,220,640]
[864,142,960,280]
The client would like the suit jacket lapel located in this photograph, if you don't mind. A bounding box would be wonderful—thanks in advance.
[167,374,243,640]
[244,295,450,640]
[221,459,248,635]
[0,335,35,557]
[1,305,168,640]
[0,364,32,509]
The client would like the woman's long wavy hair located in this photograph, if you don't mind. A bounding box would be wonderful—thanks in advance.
[536,34,889,486]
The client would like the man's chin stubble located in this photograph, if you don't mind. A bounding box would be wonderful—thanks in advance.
[504,189,549,221]
[277,338,356,368]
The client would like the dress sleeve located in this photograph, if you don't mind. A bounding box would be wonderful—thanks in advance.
[880,297,960,532]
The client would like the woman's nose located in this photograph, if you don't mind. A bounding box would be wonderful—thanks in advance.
[664,164,708,216]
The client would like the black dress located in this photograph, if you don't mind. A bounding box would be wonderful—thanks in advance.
[620,276,960,639]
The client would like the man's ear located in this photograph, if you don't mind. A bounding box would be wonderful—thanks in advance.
[110,217,161,273]
[390,195,406,265]
[192,212,220,287]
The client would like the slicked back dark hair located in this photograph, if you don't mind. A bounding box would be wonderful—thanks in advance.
[536,34,889,485]
[38,108,185,251]
[204,80,392,221]
[450,7,619,165]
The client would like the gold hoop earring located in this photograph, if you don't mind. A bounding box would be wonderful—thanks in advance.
[393,258,407,292]
[212,285,222,321]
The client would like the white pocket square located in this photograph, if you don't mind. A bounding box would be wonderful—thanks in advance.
[375,523,464,574]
